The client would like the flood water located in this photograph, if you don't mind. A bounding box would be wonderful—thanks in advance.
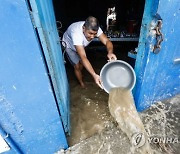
[64,42,180,154]
[108,87,153,154]
[65,42,137,146]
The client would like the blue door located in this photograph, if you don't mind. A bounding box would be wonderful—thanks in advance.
[134,0,180,111]
[28,0,70,133]
[0,0,68,153]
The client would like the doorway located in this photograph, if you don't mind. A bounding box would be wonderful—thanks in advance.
[52,0,145,146]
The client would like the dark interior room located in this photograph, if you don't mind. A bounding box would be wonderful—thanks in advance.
[53,0,145,68]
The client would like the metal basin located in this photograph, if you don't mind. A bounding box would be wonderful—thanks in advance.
[100,60,136,93]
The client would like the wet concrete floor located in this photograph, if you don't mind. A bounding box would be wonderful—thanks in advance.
[58,94,180,154]
[60,42,180,154]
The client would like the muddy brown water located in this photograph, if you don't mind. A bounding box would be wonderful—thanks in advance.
[108,87,153,154]
[64,43,180,153]
[65,44,122,146]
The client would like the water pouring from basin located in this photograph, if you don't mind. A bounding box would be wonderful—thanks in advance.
[100,60,136,93]
[100,60,153,153]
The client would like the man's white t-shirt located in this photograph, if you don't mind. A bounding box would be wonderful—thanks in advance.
[62,21,103,51]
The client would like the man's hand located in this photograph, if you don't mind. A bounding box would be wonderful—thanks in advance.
[107,53,117,61]
[93,73,103,89]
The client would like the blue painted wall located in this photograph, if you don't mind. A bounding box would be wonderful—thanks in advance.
[0,0,68,153]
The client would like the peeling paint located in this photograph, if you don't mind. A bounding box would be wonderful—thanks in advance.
[0,90,24,142]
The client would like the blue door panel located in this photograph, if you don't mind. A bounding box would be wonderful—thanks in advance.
[0,0,67,153]
[134,0,180,111]
[29,0,70,133]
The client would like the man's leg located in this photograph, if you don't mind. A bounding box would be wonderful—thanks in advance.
[74,62,85,87]
[65,48,85,87]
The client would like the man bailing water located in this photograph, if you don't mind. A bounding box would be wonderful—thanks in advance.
[62,16,117,88]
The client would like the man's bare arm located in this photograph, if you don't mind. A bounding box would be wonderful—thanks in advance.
[75,45,103,88]
[98,33,117,61]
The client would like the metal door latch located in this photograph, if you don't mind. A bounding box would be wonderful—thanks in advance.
[153,20,164,54]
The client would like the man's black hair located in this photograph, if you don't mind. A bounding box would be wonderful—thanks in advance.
[83,16,100,31]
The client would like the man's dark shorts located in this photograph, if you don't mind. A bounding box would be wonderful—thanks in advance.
[65,48,81,66]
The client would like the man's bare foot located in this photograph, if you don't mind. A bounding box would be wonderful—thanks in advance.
[80,82,85,88]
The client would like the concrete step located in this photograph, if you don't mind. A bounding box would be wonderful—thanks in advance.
[58,123,132,154]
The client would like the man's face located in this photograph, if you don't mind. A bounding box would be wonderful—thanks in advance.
[83,27,97,41]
